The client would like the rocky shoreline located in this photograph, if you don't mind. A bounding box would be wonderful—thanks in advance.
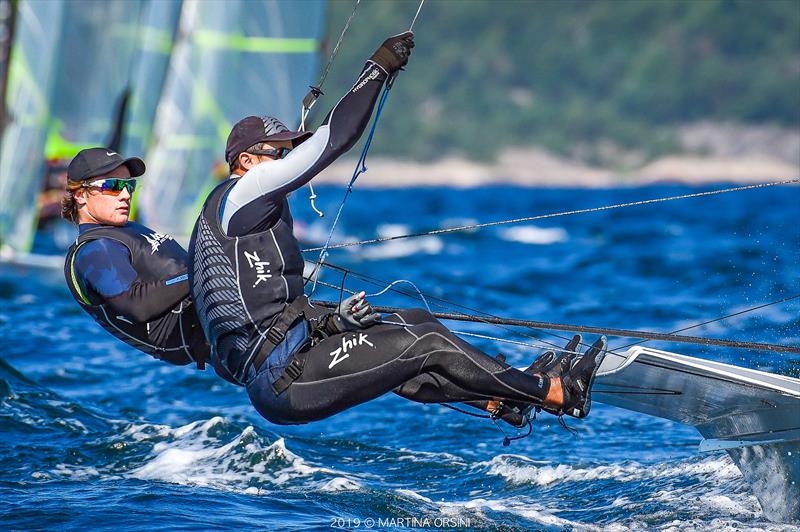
[314,122,799,188]
[315,149,798,188]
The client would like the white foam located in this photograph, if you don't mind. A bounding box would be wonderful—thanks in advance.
[320,477,363,492]
[440,217,479,232]
[395,488,434,503]
[376,223,411,238]
[498,225,568,244]
[127,417,352,494]
[481,454,741,487]
[297,220,359,248]
[397,448,466,465]
[438,497,592,530]
[52,463,100,479]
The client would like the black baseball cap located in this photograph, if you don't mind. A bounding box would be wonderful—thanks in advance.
[67,147,146,183]
[225,116,313,165]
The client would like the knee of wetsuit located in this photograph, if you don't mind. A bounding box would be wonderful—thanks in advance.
[396,307,437,326]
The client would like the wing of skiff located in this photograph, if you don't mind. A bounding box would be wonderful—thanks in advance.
[593,346,800,523]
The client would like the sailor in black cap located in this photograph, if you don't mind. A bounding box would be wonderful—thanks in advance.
[61,148,233,381]
[189,34,606,427]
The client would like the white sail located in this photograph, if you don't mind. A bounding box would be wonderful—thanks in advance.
[139,0,325,238]
[0,0,65,253]
[123,0,183,159]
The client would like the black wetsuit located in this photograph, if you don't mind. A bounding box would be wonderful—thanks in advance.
[64,222,220,375]
[189,60,552,424]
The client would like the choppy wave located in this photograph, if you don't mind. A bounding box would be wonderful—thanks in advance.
[128,417,356,493]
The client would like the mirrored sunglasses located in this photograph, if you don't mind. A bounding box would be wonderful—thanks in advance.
[84,178,137,195]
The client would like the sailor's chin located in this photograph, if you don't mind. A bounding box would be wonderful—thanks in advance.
[109,213,130,226]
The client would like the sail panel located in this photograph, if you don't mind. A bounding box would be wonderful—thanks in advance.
[139,0,325,236]
[123,0,183,159]
[46,0,147,157]
[0,0,65,252]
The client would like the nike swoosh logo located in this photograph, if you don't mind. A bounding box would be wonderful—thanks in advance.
[106,151,117,156]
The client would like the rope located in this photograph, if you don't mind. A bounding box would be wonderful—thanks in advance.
[308,271,592,355]
[300,0,362,218]
[315,0,360,99]
[312,300,800,354]
[409,0,425,31]
[612,292,800,351]
[307,259,800,355]
[307,0,427,294]
[302,179,800,253]
[307,84,394,293]
[301,0,361,124]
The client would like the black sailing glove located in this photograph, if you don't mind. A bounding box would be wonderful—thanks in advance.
[369,31,415,74]
[323,291,381,335]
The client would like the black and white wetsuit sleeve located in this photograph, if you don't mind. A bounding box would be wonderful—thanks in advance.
[221,61,389,237]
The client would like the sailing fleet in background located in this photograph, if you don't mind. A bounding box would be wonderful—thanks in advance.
[0,0,325,257]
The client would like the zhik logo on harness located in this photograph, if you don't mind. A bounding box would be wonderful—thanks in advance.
[328,333,374,369]
[243,250,272,287]
[143,231,173,254]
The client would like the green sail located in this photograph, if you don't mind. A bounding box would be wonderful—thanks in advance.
[0,0,65,253]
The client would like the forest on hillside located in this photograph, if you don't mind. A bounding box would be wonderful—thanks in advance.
[318,0,800,166]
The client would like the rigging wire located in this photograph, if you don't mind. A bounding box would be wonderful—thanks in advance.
[307,0,427,295]
[302,178,800,253]
[308,263,800,354]
[309,274,586,355]
[611,292,800,352]
[299,0,362,218]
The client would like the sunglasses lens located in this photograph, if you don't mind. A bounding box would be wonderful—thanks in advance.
[98,179,136,194]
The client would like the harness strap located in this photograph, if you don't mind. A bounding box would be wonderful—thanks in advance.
[251,295,311,383]
[271,348,308,395]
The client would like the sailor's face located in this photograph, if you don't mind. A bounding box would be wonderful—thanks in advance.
[76,166,133,226]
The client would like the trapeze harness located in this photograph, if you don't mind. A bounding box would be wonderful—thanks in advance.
[64,222,219,375]
[188,61,553,424]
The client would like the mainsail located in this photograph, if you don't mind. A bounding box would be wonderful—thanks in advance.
[138,0,325,238]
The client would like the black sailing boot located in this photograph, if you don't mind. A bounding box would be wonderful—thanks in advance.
[490,335,583,428]
[546,335,606,419]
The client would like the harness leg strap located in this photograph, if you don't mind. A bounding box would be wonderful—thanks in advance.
[271,349,308,395]
[250,295,312,388]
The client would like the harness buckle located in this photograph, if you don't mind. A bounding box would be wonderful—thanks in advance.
[285,358,304,380]
[267,327,285,345]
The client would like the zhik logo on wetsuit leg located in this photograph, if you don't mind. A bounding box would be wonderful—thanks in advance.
[143,231,173,254]
[328,333,375,369]
[243,250,272,287]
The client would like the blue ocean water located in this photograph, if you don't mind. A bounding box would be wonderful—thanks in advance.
[1,184,798,531]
